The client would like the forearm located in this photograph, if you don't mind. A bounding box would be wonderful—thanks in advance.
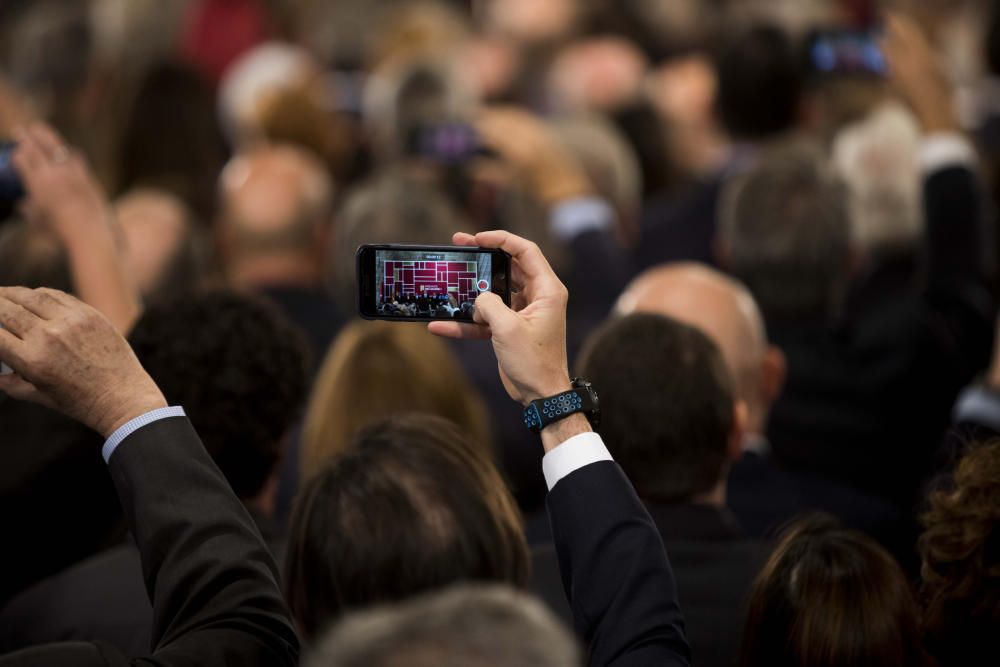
[920,140,989,289]
[106,415,298,663]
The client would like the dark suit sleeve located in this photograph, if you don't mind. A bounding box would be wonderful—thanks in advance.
[922,166,995,371]
[546,461,690,667]
[0,416,299,666]
[563,229,633,357]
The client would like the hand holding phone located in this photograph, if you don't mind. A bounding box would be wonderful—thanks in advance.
[357,244,511,322]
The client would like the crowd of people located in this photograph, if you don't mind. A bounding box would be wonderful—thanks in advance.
[0,0,999,665]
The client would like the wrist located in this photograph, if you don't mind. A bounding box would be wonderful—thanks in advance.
[522,376,573,405]
[96,388,168,439]
[540,413,592,453]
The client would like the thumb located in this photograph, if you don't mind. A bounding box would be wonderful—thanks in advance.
[473,292,519,335]
[0,372,49,407]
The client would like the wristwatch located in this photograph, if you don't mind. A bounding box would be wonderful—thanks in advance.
[523,378,600,433]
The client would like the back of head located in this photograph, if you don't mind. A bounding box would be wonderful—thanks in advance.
[328,170,467,307]
[718,139,851,319]
[715,24,802,141]
[301,320,490,478]
[308,585,580,667]
[128,291,310,500]
[615,263,767,413]
[0,221,72,291]
[115,187,206,302]
[219,143,333,260]
[832,103,923,256]
[552,114,642,227]
[286,415,529,638]
[577,313,735,502]
[742,515,924,667]
[919,440,1000,666]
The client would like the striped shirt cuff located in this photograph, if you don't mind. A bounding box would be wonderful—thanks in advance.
[919,133,977,173]
[102,406,186,463]
[542,431,614,490]
[953,386,1000,433]
[549,197,615,243]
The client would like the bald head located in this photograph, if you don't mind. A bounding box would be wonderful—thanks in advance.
[116,188,196,298]
[220,144,332,254]
[616,263,782,434]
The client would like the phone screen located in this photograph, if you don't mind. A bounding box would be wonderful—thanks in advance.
[808,30,886,78]
[358,245,509,321]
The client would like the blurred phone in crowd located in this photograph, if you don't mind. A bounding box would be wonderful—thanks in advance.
[356,243,511,322]
[0,142,25,222]
[405,122,494,165]
[806,29,887,78]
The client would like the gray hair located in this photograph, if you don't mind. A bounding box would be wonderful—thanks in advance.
[307,585,581,667]
[718,138,851,318]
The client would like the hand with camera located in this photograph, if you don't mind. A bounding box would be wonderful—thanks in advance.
[881,11,958,134]
[0,286,166,438]
[428,230,590,452]
[10,123,140,332]
[475,107,593,207]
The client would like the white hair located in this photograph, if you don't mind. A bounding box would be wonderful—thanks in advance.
[832,102,924,253]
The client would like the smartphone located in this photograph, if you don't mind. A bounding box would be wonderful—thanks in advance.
[404,122,492,165]
[806,29,887,78]
[357,244,511,321]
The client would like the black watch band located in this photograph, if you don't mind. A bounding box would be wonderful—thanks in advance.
[523,378,600,434]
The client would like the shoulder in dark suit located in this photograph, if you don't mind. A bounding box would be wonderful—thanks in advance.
[544,460,691,667]
[535,494,767,667]
[766,165,995,509]
[0,510,285,658]
[0,416,298,666]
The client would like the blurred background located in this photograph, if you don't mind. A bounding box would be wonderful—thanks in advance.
[2,0,1000,640]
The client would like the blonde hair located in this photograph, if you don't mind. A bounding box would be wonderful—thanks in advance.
[301,320,491,480]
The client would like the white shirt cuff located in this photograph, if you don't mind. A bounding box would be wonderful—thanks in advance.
[542,431,614,490]
[549,197,615,243]
[953,386,1000,432]
[102,406,186,463]
[919,132,977,173]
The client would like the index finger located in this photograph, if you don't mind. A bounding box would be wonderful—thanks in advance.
[472,230,554,282]
[27,122,69,161]
[0,286,68,319]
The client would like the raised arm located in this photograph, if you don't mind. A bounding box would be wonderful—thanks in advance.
[430,231,690,666]
[0,287,297,666]
[12,124,141,333]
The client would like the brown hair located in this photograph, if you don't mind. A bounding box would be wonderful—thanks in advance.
[300,320,490,480]
[919,440,1000,666]
[741,515,926,667]
[285,415,529,639]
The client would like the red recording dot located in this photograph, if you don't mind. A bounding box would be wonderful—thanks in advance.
[477,279,489,291]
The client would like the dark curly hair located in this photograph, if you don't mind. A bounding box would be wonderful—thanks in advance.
[128,291,310,499]
[919,440,1000,667]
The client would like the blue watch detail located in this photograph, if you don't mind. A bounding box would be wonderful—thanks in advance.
[523,378,600,434]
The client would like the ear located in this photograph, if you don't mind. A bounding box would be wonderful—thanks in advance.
[729,399,749,461]
[759,345,786,407]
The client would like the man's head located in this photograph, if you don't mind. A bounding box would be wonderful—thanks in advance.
[116,188,205,302]
[616,263,785,437]
[0,220,72,291]
[577,313,745,504]
[717,139,852,320]
[218,144,333,288]
[285,414,529,638]
[714,24,802,142]
[128,291,309,507]
[308,586,580,667]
